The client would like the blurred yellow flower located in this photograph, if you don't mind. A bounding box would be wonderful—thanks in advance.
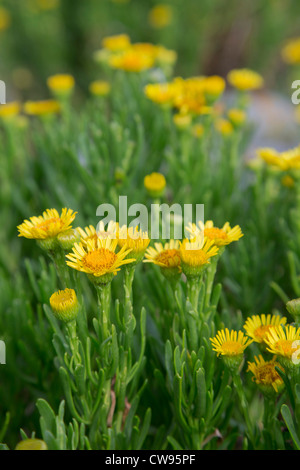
[36,0,60,10]
[257,145,300,171]
[144,172,166,198]
[0,7,11,32]
[227,68,264,91]
[227,108,246,127]
[173,112,192,130]
[102,34,131,52]
[247,355,284,394]
[144,82,176,107]
[282,37,300,65]
[0,102,21,121]
[89,80,111,97]
[23,99,61,116]
[109,49,154,72]
[47,74,75,97]
[281,174,295,188]
[148,4,173,29]
[215,118,234,135]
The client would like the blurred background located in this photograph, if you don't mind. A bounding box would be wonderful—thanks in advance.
[0,0,300,103]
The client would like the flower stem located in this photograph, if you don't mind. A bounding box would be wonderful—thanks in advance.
[96,283,111,342]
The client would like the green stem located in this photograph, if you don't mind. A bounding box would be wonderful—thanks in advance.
[67,319,81,368]
[187,277,201,312]
[96,283,112,342]
[232,372,255,445]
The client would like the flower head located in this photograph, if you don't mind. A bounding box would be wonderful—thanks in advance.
[117,225,150,263]
[50,288,79,323]
[264,324,300,370]
[282,37,300,65]
[0,102,21,121]
[227,68,264,91]
[210,328,253,370]
[47,74,75,97]
[144,239,181,281]
[148,4,173,29]
[144,172,166,198]
[179,236,219,278]
[0,7,11,32]
[257,145,300,171]
[186,220,243,248]
[23,100,61,117]
[101,34,131,52]
[247,355,284,395]
[144,82,177,107]
[17,208,77,250]
[244,314,287,347]
[109,49,154,72]
[66,236,135,285]
[89,80,111,97]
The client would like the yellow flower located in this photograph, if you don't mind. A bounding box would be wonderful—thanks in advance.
[282,37,300,65]
[173,76,206,115]
[281,174,295,188]
[76,222,117,245]
[148,4,173,29]
[211,328,252,370]
[50,288,79,323]
[0,102,21,121]
[89,80,111,97]
[264,324,300,369]
[144,172,166,198]
[247,355,284,394]
[173,112,192,130]
[179,236,219,277]
[109,49,154,72]
[186,220,243,247]
[227,68,264,91]
[47,74,75,97]
[17,208,77,242]
[227,108,246,127]
[117,225,150,263]
[66,236,135,284]
[243,314,287,345]
[215,118,234,136]
[202,75,226,101]
[0,7,11,32]
[101,34,131,52]
[144,239,181,281]
[15,439,48,450]
[192,123,204,139]
[144,82,176,107]
[23,99,61,117]
[155,46,177,67]
[36,0,60,10]
[257,145,300,171]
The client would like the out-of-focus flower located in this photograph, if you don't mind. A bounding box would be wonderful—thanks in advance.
[102,34,131,52]
[227,68,264,91]
[257,145,300,171]
[0,102,21,121]
[23,99,61,117]
[192,123,204,139]
[47,74,75,98]
[36,0,60,10]
[227,108,247,127]
[148,4,173,29]
[243,314,287,346]
[173,112,192,130]
[281,174,295,188]
[282,37,300,65]
[247,355,284,395]
[109,49,154,72]
[89,80,111,97]
[15,439,48,450]
[215,118,234,135]
[50,288,79,323]
[0,7,11,32]
[144,82,177,107]
[144,172,166,198]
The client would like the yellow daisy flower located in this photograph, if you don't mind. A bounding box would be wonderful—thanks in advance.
[23,100,61,117]
[227,68,264,91]
[210,328,252,370]
[109,49,154,72]
[186,220,243,247]
[0,101,21,121]
[281,37,300,65]
[47,74,75,97]
[144,172,166,198]
[264,324,300,368]
[148,4,173,29]
[101,34,131,52]
[66,237,135,285]
[117,225,150,263]
[243,314,287,345]
[247,355,284,394]
[179,236,219,277]
[144,82,177,107]
[89,80,111,97]
[17,208,77,241]
[144,239,181,281]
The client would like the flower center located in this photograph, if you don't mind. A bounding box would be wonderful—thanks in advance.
[83,249,117,273]
[254,325,272,341]
[156,249,181,267]
[221,341,243,356]
[276,339,294,357]
[37,217,62,232]
[204,227,227,240]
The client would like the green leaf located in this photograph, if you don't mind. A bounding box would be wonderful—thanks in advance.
[281,404,300,450]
